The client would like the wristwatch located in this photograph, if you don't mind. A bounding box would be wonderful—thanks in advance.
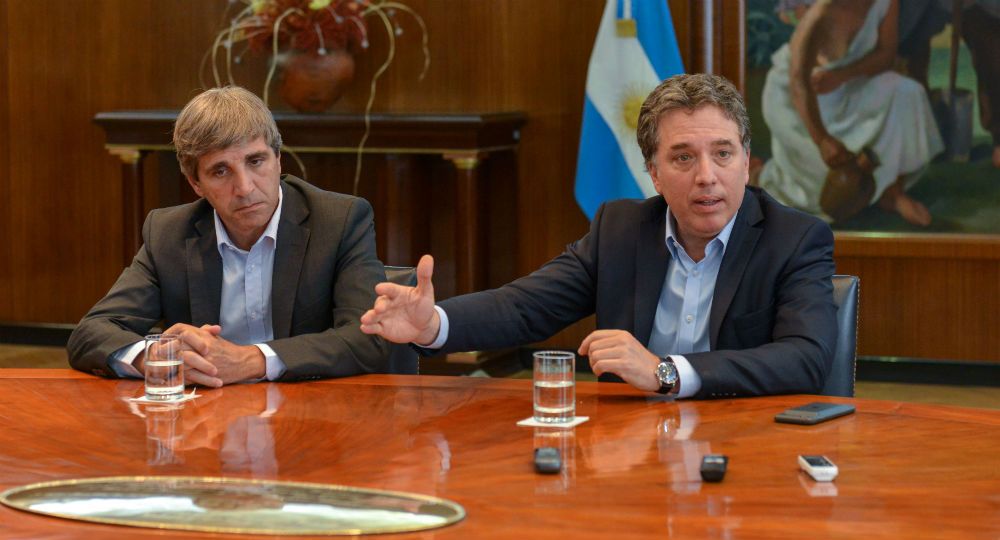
[655,357,679,395]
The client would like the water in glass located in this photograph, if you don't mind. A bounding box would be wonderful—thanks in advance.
[533,351,575,423]
[144,334,183,401]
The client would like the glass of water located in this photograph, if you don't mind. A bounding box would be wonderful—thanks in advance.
[533,351,575,423]
[144,334,183,401]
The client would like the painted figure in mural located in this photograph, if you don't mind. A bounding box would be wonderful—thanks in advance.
[898,0,1000,169]
[755,0,944,226]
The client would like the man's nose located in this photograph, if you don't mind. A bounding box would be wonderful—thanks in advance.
[694,156,717,185]
[232,167,254,196]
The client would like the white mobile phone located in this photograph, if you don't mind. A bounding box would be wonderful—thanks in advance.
[798,455,838,482]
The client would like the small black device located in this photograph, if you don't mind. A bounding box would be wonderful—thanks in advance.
[774,402,855,425]
[699,454,728,482]
[534,447,562,474]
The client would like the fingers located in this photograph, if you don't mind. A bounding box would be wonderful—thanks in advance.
[415,254,435,298]
[359,294,395,332]
[179,349,219,378]
[578,329,628,356]
[162,322,198,336]
[359,309,380,332]
[176,327,216,357]
[374,282,410,298]
[183,365,223,388]
[200,324,222,336]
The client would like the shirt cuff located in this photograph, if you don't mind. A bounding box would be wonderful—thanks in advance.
[415,305,449,349]
[255,344,286,381]
[109,341,145,379]
[669,354,701,398]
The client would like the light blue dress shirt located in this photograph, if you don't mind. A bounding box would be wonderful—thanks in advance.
[425,208,738,399]
[647,209,737,397]
[110,188,286,381]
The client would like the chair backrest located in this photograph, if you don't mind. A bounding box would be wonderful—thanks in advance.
[383,266,419,374]
[820,275,859,397]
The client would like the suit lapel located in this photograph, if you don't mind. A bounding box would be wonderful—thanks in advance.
[709,188,763,348]
[271,182,310,339]
[187,208,222,325]
[633,201,670,347]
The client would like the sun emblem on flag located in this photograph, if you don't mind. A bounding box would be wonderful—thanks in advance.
[619,84,648,135]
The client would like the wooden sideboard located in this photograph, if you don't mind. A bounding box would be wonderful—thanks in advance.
[94,111,526,297]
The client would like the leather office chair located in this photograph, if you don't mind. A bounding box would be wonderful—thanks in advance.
[383,266,419,374]
[820,275,860,397]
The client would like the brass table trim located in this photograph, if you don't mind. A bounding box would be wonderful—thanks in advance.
[0,475,466,536]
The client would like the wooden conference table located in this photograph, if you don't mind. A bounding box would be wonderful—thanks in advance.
[0,370,996,539]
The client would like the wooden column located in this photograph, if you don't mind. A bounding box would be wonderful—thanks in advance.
[107,147,146,265]
[446,152,487,295]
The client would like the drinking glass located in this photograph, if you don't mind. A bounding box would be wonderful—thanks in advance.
[533,351,575,423]
[144,334,183,401]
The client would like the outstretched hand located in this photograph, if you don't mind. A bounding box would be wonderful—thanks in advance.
[361,254,441,345]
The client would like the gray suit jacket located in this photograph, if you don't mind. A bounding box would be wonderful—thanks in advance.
[432,187,837,398]
[68,175,389,380]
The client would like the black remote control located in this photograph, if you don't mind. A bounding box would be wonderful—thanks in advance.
[700,454,728,482]
[534,447,562,474]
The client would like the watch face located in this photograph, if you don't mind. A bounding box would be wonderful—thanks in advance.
[656,361,678,385]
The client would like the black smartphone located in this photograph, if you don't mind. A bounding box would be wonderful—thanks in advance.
[534,447,561,474]
[774,402,856,425]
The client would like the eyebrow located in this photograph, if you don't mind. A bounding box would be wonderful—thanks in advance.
[245,151,270,160]
[668,139,736,151]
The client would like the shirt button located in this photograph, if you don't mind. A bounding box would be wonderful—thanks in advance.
[685,315,694,324]
[693,270,700,277]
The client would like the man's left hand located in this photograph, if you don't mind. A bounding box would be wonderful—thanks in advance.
[578,330,661,392]
[173,326,266,386]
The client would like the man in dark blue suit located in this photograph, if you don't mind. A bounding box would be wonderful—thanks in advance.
[361,74,837,399]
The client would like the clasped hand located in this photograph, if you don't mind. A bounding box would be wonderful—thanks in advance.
[139,324,265,387]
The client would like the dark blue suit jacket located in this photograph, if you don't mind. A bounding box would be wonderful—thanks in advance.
[433,187,837,399]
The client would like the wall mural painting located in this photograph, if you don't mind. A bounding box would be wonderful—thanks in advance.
[746,0,1000,233]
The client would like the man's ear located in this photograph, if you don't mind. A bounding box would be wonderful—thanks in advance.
[185,174,204,198]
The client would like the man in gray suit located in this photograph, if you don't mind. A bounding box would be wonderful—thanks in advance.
[361,74,837,399]
[69,86,388,386]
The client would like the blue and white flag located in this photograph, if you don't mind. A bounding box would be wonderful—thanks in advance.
[574,0,684,219]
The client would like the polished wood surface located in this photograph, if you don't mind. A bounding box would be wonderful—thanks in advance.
[0,370,996,539]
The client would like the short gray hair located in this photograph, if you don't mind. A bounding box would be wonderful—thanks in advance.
[636,73,751,167]
[173,86,282,179]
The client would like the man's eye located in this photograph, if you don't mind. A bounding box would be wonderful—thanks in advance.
[675,154,692,163]
[249,158,264,166]
[718,150,732,158]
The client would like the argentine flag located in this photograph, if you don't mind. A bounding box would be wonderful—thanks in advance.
[574,0,684,219]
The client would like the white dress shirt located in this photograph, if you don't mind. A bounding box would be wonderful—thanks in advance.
[110,188,287,381]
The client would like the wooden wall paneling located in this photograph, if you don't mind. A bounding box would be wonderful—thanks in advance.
[0,1,12,317]
[835,235,1000,362]
[5,1,122,323]
[670,0,745,90]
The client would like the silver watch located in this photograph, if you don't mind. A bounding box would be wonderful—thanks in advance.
[655,357,678,395]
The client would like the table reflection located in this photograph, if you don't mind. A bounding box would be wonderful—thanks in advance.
[123,384,283,474]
